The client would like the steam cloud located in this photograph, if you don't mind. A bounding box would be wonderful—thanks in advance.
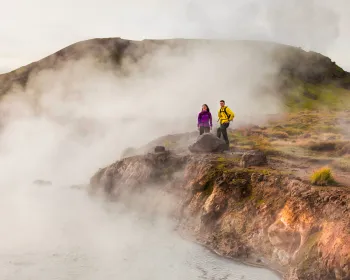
[0,41,284,186]
[0,40,286,279]
[187,0,340,52]
[0,1,348,279]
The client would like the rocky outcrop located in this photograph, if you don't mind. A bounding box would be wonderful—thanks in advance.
[240,150,268,167]
[188,133,227,153]
[90,150,188,197]
[89,150,350,280]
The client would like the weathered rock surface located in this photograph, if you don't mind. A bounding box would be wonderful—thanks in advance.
[188,133,227,153]
[90,150,188,197]
[89,150,350,280]
[240,150,268,167]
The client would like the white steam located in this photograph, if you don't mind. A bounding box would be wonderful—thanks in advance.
[0,40,284,280]
[0,0,347,278]
[0,185,280,280]
[0,41,282,186]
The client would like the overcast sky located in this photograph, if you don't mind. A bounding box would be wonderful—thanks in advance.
[1,0,350,72]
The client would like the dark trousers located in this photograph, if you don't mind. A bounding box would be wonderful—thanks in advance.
[217,122,230,144]
[199,126,210,135]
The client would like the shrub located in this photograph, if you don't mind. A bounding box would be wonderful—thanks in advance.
[250,135,271,151]
[310,167,336,186]
[270,131,289,139]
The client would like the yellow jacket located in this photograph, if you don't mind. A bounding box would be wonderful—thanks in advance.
[218,106,234,124]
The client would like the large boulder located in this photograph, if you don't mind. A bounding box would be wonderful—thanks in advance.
[240,150,268,168]
[188,133,227,153]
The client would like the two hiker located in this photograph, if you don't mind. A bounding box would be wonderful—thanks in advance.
[197,100,234,145]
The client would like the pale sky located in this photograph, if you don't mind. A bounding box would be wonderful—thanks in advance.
[1,0,350,72]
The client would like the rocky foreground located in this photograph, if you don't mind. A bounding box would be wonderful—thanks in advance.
[89,134,350,280]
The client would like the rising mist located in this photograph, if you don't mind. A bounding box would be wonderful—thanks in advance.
[0,39,289,280]
[0,40,285,186]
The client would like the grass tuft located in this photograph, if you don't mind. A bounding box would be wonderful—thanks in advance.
[310,167,336,186]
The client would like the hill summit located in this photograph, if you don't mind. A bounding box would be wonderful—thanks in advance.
[1,37,350,110]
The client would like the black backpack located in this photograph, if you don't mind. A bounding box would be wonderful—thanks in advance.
[220,107,231,120]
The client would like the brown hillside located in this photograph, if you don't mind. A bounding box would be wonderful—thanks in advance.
[1,38,350,99]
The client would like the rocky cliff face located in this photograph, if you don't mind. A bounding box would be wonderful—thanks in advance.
[90,148,350,280]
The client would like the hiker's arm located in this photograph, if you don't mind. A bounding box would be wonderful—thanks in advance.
[209,112,213,127]
[197,113,201,126]
[227,107,235,121]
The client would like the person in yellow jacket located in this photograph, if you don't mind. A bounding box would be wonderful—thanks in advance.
[217,100,234,146]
